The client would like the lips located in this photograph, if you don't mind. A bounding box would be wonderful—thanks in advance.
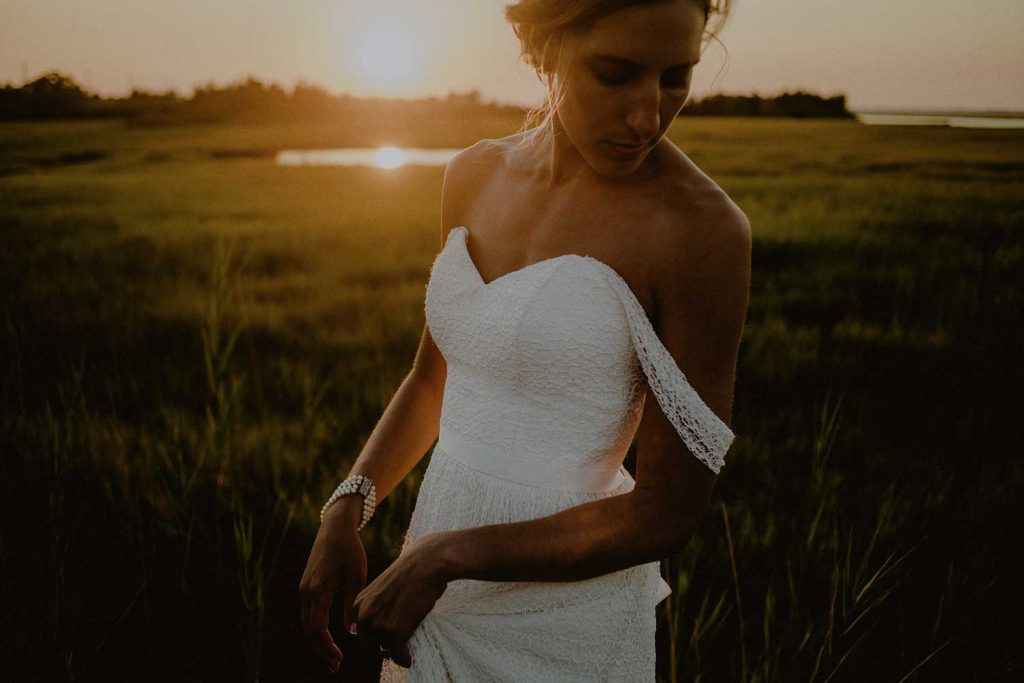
[606,140,649,155]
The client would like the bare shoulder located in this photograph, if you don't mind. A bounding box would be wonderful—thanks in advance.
[648,149,751,322]
[439,131,539,244]
[447,137,508,173]
[445,135,521,181]
[477,129,542,176]
[654,150,750,275]
[639,148,750,434]
[439,138,506,243]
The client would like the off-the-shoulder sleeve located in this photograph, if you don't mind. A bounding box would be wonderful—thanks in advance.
[602,270,735,474]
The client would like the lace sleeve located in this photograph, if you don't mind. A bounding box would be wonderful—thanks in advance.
[603,271,735,474]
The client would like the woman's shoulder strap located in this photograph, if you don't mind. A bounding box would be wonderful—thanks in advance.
[601,269,735,474]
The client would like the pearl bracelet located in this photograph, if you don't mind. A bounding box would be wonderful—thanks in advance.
[320,474,377,530]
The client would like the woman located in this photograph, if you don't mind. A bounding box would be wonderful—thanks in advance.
[300,0,750,679]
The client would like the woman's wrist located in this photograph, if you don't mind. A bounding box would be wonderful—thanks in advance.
[321,494,364,533]
[320,473,378,531]
[422,530,469,585]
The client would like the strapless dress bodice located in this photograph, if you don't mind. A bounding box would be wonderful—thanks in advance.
[426,225,733,492]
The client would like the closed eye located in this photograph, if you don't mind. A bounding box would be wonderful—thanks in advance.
[587,53,696,90]
[592,66,692,90]
[662,67,692,89]
[594,69,633,86]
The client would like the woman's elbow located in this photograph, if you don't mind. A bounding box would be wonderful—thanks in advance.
[629,491,703,559]
[655,509,701,556]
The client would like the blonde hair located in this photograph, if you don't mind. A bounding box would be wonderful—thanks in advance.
[504,0,732,142]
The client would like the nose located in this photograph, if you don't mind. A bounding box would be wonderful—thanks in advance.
[625,84,661,141]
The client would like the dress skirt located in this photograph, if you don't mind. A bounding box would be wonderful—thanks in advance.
[379,440,668,682]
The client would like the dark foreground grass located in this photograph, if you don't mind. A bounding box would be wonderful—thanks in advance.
[0,115,1021,682]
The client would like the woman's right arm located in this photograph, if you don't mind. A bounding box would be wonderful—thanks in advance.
[299,317,448,674]
[335,325,448,508]
[322,135,488,523]
[300,144,483,673]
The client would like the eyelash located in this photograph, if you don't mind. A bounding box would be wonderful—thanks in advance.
[594,71,690,89]
[595,72,630,86]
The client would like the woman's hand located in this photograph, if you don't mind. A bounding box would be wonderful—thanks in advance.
[299,499,368,674]
[351,532,452,668]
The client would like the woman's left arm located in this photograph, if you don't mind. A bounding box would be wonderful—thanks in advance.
[353,206,751,663]
[437,203,751,580]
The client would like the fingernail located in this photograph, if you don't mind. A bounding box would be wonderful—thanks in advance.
[349,623,358,635]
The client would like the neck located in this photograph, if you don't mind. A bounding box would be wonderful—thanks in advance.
[524,115,664,189]
[536,116,591,189]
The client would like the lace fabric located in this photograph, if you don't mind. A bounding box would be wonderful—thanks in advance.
[598,268,734,474]
[378,226,734,681]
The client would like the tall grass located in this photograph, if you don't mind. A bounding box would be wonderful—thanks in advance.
[658,393,920,682]
[0,116,1020,681]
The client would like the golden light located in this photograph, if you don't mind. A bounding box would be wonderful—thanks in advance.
[320,2,441,97]
[374,146,408,169]
[350,19,420,93]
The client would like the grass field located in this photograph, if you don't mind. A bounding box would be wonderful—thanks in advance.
[1,114,1021,682]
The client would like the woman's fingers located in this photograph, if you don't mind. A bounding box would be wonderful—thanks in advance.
[364,628,412,669]
[391,641,413,668]
[349,601,413,669]
[343,563,366,635]
[316,626,342,673]
[299,528,369,674]
[300,582,342,669]
[314,606,343,668]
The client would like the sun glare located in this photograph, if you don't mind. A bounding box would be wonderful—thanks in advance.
[324,3,435,96]
[352,25,418,92]
[374,146,408,169]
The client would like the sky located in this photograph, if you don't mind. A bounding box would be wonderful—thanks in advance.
[2,0,1022,112]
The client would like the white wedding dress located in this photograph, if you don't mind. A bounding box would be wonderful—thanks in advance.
[379,226,734,682]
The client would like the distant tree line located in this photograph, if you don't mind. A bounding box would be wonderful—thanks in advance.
[0,72,518,125]
[0,72,852,124]
[680,91,853,118]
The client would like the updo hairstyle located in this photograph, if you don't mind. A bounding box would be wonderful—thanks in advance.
[504,0,732,133]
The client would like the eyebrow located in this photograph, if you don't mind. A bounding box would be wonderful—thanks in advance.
[588,53,700,69]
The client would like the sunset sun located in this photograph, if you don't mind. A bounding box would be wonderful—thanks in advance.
[353,26,418,89]
[333,4,428,96]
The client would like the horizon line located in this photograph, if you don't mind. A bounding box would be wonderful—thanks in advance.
[6,71,1024,117]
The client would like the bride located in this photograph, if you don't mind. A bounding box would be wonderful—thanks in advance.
[300,0,749,679]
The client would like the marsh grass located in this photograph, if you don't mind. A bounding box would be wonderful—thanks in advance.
[0,115,1020,681]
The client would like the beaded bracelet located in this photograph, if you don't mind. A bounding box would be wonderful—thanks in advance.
[320,474,377,530]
